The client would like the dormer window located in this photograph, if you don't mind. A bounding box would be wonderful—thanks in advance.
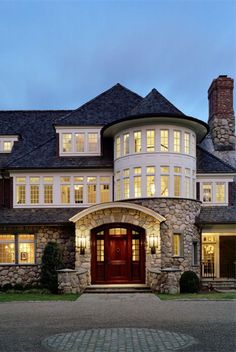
[56,127,101,156]
[0,135,18,153]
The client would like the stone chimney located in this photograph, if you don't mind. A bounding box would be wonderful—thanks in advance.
[208,75,235,151]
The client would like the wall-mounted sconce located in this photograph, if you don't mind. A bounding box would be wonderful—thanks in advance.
[149,234,158,254]
[78,234,86,255]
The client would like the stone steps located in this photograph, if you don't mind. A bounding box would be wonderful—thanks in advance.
[84,285,152,294]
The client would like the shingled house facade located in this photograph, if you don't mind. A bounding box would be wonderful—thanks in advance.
[0,75,235,293]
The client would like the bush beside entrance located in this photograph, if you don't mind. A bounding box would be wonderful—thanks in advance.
[179,271,200,293]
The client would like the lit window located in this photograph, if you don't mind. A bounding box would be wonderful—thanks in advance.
[203,183,212,202]
[134,167,141,175]
[43,177,53,204]
[74,177,84,182]
[174,131,181,153]
[147,176,155,196]
[124,178,130,199]
[97,239,104,262]
[74,185,83,203]
[134,131,141,153]
[161,175,169,196]
[88,184,96,203]
[0,235,15,264]
[173,234,182,257]
[30,177,40,204]
[100,184,110,202]
[116,136,121,158]
[174,175,181,197]
[216,183,225,203]
[185,176,190,198]
[124,133,130,155]
[100,176,110,183]
[160,130,168,151]
[62,133,72,152]
[3,141,13,152]
[60,177,70,203]
[87,176,97,183]
[161,166,169,174]
[192,134,196,156]
[75,133,85,152]
[146,130,155,152]
[132,239,140,261]
[16,177,26,204]
[88,133,98,152]
[123,169,129,177]
[184,132,190,154]
[116,179,121,200]
[134,176,141,197]
[146,166,155,174]
[174,166,181,173]
[18,235,35,264]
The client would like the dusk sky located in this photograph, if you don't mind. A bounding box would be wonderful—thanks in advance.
[0,0,235,122]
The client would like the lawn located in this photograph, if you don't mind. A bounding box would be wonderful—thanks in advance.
[0,292,80,302]
[157,292,236,300]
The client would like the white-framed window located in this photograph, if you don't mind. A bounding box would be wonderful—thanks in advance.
[146,130,155,152]
[60,176,71,204]
[174,175,181,197]
[134,131,142,153]
[184,168,190,198]
[0,234,35,265]
[0,135,18,153]
[116,136,121,158]
[146,166,155,197]
[191,134,196,156]
[30,177,40,204]
[134,175,141,198]
[184,132,190,154]
[123,133,130,155]
[174,130,181,153]
[43,177,53,204]
[57,128,101,155]
[160,166,169,196]
[202,183,212,203]
[160,129,169,152]
[16,177,26,205]
[216,182,225,203]
[123,169,130,199]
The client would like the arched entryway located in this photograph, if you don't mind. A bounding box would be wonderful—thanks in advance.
[70,202,166,286]
[91,223,145,284]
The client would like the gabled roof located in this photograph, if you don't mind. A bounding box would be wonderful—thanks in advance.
[55,83,143,126]
[196,145,236,173]
[130,88,184,116]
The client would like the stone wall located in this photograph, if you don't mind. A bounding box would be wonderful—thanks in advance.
[0,225,75,287]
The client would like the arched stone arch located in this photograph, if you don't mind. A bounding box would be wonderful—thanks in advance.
[70,202,166,284]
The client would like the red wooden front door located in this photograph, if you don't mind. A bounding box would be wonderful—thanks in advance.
[91,224,145,284]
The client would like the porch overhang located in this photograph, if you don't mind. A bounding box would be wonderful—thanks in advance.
[69,202,166,223]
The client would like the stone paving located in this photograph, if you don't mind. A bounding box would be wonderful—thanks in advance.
[42,328,197,352]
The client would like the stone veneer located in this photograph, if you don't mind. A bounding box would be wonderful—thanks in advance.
[0,225,75,287]
[72,199,201,293]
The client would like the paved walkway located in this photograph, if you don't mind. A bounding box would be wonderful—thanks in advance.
[0,293,235,352]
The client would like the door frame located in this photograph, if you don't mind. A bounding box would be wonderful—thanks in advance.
[91,223,146,284]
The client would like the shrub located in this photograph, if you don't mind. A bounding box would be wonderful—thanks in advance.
[41,242,63,294]
[180,271,200,293]
[2,283,13,292]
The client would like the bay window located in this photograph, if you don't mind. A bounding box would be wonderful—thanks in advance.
[174,131,181,153]
[184,132,190,154]
[160,129,168,151]
[146,130,155,152]
[116,136,121,158]
[134,131,141,153]
[124,133,130,155]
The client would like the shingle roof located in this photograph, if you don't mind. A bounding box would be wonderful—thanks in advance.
[196,206,236,224]
[0,208,81,224]
[130,88,184,116]
[55,83,143,126]
[196,146,236,173]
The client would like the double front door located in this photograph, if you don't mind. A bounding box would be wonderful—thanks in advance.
[91,224,145,284]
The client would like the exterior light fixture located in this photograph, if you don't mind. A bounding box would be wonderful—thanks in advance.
[78,234,86,255]
[149,234,158,254]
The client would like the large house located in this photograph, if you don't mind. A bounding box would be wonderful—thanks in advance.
[0,75,235,293]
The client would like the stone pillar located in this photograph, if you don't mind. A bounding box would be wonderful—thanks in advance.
[208,75,235,151]
[57,268,89,294]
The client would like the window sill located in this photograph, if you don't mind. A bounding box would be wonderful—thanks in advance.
[0,263,38,267]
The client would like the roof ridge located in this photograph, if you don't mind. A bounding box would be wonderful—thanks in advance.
[56,83,143,125]
[197,145,236,171]
[0,109,72,113]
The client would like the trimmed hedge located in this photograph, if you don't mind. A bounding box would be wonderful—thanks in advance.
[180,271,200,293]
